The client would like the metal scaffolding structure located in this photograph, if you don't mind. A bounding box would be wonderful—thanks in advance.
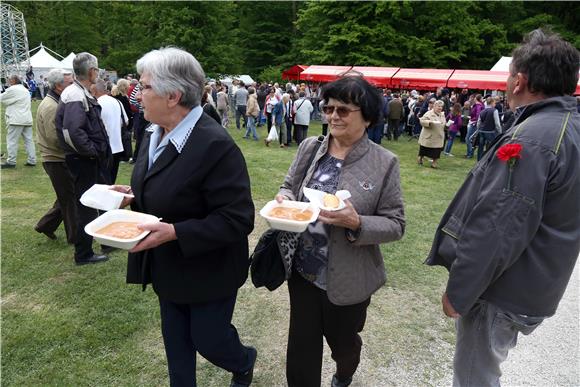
[0,3,30,80]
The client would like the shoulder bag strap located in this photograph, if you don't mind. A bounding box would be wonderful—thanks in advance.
[298,136,325,200]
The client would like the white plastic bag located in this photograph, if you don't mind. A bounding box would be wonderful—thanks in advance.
[267,125,279,142]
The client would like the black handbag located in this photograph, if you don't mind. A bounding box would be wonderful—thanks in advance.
[250,136,324,291]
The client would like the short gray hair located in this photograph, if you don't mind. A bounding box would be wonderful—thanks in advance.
[136,47,205,108]
[45,68,72,90]
[94,79,108,94]
[73,52,98,80]
[9,74,21,84]
[433,100,445,107]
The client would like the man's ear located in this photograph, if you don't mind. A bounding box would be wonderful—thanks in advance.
[167,91,182,108]
[513,72,528,95]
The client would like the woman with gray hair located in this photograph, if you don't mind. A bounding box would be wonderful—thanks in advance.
[418,99,446,168]
[112,47,257,387]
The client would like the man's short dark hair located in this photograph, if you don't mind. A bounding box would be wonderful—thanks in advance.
[321,76,382,127]
[511,29,580,97]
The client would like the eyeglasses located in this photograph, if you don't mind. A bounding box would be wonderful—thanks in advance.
[138,82,153,93]
[322,105,361,117]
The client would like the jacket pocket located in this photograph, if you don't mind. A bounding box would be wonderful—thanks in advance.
[489,189,535,237]
[437,215,464,265]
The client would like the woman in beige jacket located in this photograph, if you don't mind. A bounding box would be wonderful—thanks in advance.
[418,99,446,168]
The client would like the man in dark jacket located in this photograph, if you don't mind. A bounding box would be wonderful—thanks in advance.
[386,93,404,140]
[56,52,111,265]
[426,29,580,386]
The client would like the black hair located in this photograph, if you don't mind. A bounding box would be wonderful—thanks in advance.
[511,29,579,96]
[321,75,382,127]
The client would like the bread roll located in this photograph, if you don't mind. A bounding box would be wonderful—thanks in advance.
[323,193,340,209]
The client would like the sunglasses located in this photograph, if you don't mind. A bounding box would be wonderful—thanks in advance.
[322,105,361,117]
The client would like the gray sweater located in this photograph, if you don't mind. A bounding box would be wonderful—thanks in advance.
[279,135,405,305]
[426,96,580,317]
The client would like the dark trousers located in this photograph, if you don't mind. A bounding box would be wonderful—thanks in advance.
[235,105,247,130]
[132,112,149,161]
[159,293,254,387]
[266,112,273,132]
[386,118,400,140]
[110,152,123,185]
[321,123,328,137]
[477,131,498,161]
[35,161,78,244]
[286,273,370,387]
[286,117,294,145]
[294,124,308,145]
[367,123,383,144]
[65,155,100,260]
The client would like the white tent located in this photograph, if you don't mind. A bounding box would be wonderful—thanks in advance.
[220,75,255,86]
[23,45,65,80]
[491,56,511,72]
[60,52,76,70]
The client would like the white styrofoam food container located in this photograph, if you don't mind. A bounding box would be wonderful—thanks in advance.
[259,200,320,233]
[303,188,352,211]
[80,184,134,211]
[84,209,160,250]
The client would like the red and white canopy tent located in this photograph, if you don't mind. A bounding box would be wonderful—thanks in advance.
[390,68,455,90]
[281,65,309,80]
[447,70,509,91]
[299,65,352,83]
[351,66,399,88]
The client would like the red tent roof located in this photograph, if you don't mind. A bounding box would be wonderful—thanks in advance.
[281,65,309,80]
[391,68,455,89]
[351,66,399,88]
[300,65,353,83]
[575,74,580,95]
[447,70,509,91]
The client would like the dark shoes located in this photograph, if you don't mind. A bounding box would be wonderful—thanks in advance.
[101,245,118,254]
[1,163,16,169]
[331,374,353,387]
[75,254,109,266]
[230,346,257,387]
[128,158,136,164]
[25,162,36,166]
[34,226,57,240]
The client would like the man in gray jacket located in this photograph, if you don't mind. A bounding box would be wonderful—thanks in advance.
[56,52,111,265]
[426,29,580,386]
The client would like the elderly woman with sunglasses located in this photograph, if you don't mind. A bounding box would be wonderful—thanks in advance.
[274,76,405,387]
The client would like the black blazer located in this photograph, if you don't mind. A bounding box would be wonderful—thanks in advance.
[126,113,255,304]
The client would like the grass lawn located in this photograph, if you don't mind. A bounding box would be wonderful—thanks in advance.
[1,101,477,386]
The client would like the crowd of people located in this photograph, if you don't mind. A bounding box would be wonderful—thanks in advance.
[1,28,579,387]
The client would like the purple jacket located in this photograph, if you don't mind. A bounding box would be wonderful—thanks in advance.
[446,113,462,133]
[469,102,484,124]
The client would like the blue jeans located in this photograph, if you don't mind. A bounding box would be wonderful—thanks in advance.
[466,122,477,157]
[244,116,258,140]
[453,301,543,387]
[445,131,458,154]
[477,131,497,161]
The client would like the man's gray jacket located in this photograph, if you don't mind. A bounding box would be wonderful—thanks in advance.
[426,96,580,317]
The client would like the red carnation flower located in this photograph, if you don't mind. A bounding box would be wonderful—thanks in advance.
[497,143,523,163]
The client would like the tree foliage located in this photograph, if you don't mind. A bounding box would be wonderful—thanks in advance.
[9,1,580,79]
